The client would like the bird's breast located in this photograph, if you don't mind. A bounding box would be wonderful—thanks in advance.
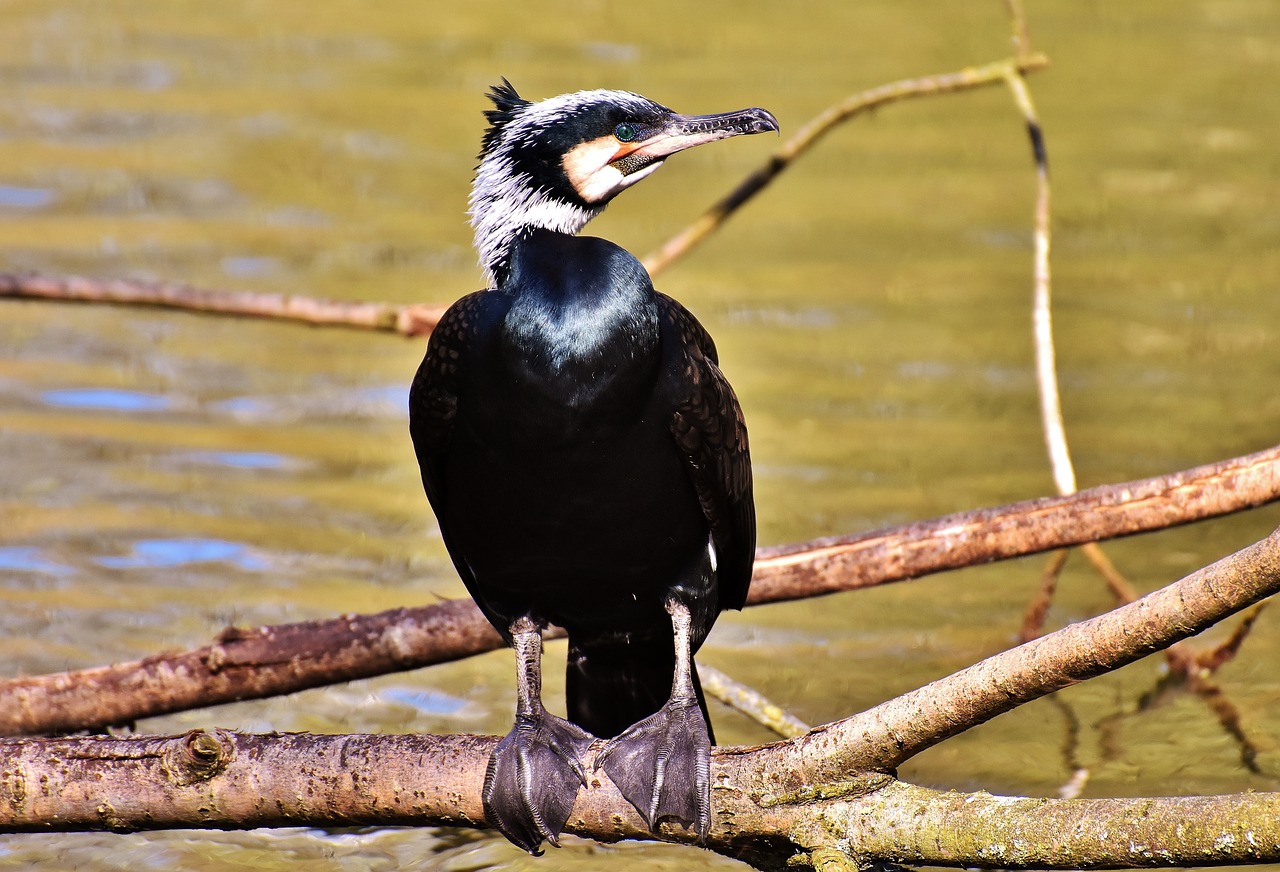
[495,290,661,428]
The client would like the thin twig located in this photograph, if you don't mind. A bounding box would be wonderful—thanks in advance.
[1004,70,1074,497]
[642,54,1049,276]
[1004,0,1035,59]
[0,272,447,336]
[1020,548,1069,642]
[698,664,810,739]
[1005,60,1148,645]
[1000,64,1259,766]
[1080,541,1140,604]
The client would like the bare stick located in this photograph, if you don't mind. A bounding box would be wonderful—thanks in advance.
[2,445,1276,737]
[1005,70,1074,497]
[0,272,447,336]
[1004,0,1035,59]
[1019,548,1069,642]
[0,600,503,736]
[698,663,810,739]
[749,443,1279,604]
[1004,66,1149,632]
[642,54,1049,277]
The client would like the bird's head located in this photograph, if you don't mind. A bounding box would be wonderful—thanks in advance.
[469,79,779,286]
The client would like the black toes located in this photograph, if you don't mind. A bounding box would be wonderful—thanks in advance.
[483,713,596,854]
[597,698,712,840]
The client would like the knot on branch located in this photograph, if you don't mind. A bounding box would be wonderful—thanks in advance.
[164,729,233,786]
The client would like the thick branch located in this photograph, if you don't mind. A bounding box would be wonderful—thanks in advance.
[0,730,492,833]
[2,445,1277,736]
[747,526,1280,786]
[825,781,1280,869]
[0,272,446,336]
[5,734,1280,870]
[6,728,1280,870]
[748,443,1280,604]
[0,599,502,736]
[5,528,1280,869]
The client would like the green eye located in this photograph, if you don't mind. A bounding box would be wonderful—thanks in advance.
[614,122,638,143]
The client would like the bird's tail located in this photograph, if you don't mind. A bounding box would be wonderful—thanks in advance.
[565,635,713,743]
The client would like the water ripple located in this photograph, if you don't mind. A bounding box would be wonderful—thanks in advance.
[0,185,56,209]
[0,546,72,575]
[95,538,267,571]
[183,450,294,470]
[41,388,172,413]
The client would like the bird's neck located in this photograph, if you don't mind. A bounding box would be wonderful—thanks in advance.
[469,168,603,287]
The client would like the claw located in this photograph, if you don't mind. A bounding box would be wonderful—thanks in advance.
[484,712,595,853]
[597,696,712,840]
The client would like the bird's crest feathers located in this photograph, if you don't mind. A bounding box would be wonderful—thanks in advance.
[480,78,531,158]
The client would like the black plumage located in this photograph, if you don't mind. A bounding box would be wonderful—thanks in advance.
[409,81,774,853]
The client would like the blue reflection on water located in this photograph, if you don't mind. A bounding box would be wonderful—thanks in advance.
[0,546,72,575]
[220,255,280,278]
[41,388,172,412]
[96,538,268,571]
[362,384,409,410]
[381,687,467,716]
[186,450,290,470]
[0,185,56,209]
[212,395,273,418]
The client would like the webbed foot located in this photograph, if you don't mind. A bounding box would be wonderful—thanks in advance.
[596,696,712,840]
[484,711,595,854]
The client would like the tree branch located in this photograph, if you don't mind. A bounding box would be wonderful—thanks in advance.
[749,443,1279,604]
[828,782,1280,870]
[0,599,502,736]
[3,445,1277,736]
[5,525,1280,870]
[748,525,1280,785]
[0,272,446,336]
[641,54,1049,277]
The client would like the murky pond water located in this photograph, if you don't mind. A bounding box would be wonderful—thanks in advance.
[2,1,1279,868]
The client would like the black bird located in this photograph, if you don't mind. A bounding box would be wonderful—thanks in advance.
[409,80,773,853]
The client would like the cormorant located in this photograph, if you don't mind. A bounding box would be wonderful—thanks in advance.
[409,80,774,854]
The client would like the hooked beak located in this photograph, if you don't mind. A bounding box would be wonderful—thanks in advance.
[611,106,779,167]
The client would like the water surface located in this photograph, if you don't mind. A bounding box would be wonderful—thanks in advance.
[1,1,1279,869]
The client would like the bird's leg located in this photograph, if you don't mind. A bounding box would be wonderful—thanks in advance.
[597,598,713,840]
[483,616,595,855]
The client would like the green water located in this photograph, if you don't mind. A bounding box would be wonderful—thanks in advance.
[2,1,1279,868]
